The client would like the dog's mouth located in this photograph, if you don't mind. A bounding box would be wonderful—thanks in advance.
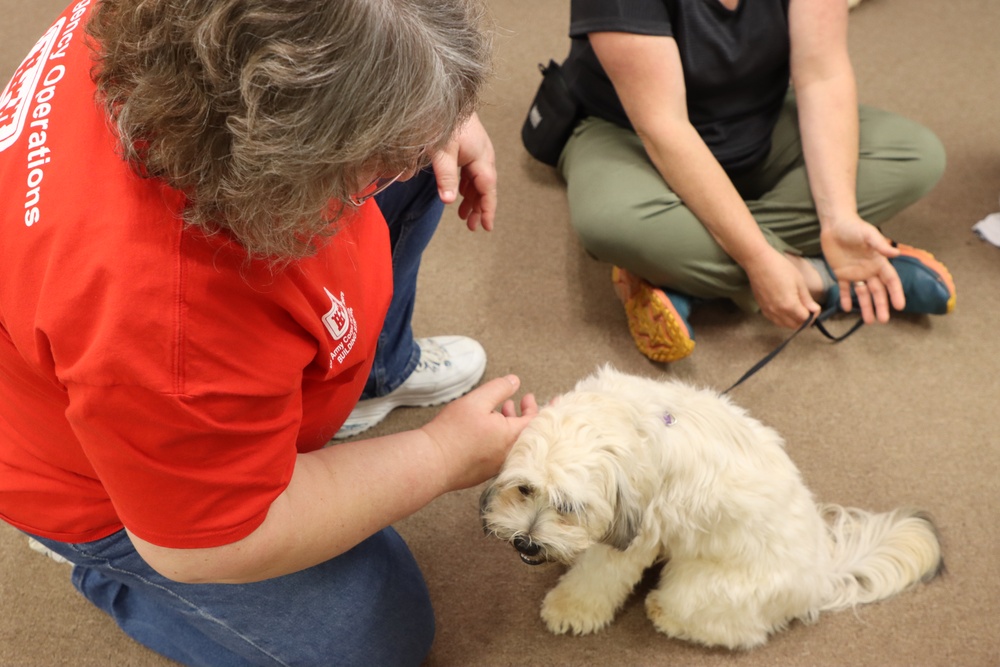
[513,536,546,566]
[518,552,546,566]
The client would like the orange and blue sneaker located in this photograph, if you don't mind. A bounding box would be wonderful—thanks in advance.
[612,266,695,363]
[826,243,956,315]
[891,243,955,314]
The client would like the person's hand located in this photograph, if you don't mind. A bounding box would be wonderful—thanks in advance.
[820,216,904,323]
[419,375,538,491]
[430,112,498,231]
[744,247,822,329]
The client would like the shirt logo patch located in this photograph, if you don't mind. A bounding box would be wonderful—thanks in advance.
[0,17,65,153]
[322,288,358,367]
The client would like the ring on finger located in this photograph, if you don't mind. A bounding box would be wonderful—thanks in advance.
[853,281,866,289]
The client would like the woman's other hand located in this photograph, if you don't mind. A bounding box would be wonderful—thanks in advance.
[744,247,822,329]
[431,112,498,231]
[821,216,904,323]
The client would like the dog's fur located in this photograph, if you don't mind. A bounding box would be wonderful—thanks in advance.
[480,366,942,649]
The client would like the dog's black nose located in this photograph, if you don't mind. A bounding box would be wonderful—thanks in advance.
[513,536,541,556]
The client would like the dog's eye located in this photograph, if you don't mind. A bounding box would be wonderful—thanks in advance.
[517,485,532,498]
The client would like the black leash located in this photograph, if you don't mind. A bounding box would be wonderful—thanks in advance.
[721,305,863,395]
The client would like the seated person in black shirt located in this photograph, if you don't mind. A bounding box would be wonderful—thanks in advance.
[551,0,954,362]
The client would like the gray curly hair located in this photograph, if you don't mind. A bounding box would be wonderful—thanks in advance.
[86,0,494,259]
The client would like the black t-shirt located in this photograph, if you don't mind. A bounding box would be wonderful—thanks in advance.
[564,0,791,173]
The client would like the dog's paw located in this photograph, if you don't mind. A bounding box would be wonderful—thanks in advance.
[540,583,616,635]
[644,594,687,641]
[646,590,769,650]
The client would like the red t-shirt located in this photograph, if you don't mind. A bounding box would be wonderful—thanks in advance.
[0,1,392,548]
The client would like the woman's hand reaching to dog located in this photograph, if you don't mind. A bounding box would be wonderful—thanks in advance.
[421,375,539,491]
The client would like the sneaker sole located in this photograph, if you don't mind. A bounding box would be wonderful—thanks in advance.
[612,267,695,363]
[894,244,956,314]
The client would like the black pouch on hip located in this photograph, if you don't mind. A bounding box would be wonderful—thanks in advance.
[520,60,582,167]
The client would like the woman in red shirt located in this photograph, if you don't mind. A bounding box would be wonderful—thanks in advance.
[0,0,536,665]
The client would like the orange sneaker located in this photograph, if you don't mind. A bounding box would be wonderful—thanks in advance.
[611,267,696,363]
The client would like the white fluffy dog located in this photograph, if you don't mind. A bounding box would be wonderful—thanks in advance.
[480,366,942,649]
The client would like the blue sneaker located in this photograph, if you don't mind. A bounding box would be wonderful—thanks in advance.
[612,267,695,362]
[825,243,955,315]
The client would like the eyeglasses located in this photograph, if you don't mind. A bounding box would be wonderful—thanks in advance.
[348,171,404,206]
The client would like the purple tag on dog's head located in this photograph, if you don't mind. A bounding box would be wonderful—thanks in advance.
[662,412,676,426]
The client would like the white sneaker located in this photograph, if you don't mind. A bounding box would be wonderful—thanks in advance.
[333,336,487,439]
[27,537,71,565]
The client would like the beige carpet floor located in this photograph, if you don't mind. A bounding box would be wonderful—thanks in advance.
[2,0,998,665]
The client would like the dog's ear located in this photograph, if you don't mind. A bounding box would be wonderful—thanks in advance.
[599,480,642,551]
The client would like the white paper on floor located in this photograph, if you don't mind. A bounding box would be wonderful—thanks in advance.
[973,197,1000,248]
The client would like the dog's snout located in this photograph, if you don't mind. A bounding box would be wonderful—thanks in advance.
[514,536,541,556]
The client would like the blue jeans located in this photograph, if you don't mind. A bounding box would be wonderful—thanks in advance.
[28,528,434,667]
[363,167,445,399]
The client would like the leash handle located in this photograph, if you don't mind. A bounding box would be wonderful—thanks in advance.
[814,315,864,342]
[721,305,859,395]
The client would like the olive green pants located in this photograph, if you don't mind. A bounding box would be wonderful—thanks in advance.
[558,94,946,312]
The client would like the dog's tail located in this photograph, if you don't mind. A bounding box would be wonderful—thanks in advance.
[819,505,943,612]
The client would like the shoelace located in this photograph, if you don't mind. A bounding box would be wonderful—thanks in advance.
[722,304,863,395]
[415,341,450,372]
